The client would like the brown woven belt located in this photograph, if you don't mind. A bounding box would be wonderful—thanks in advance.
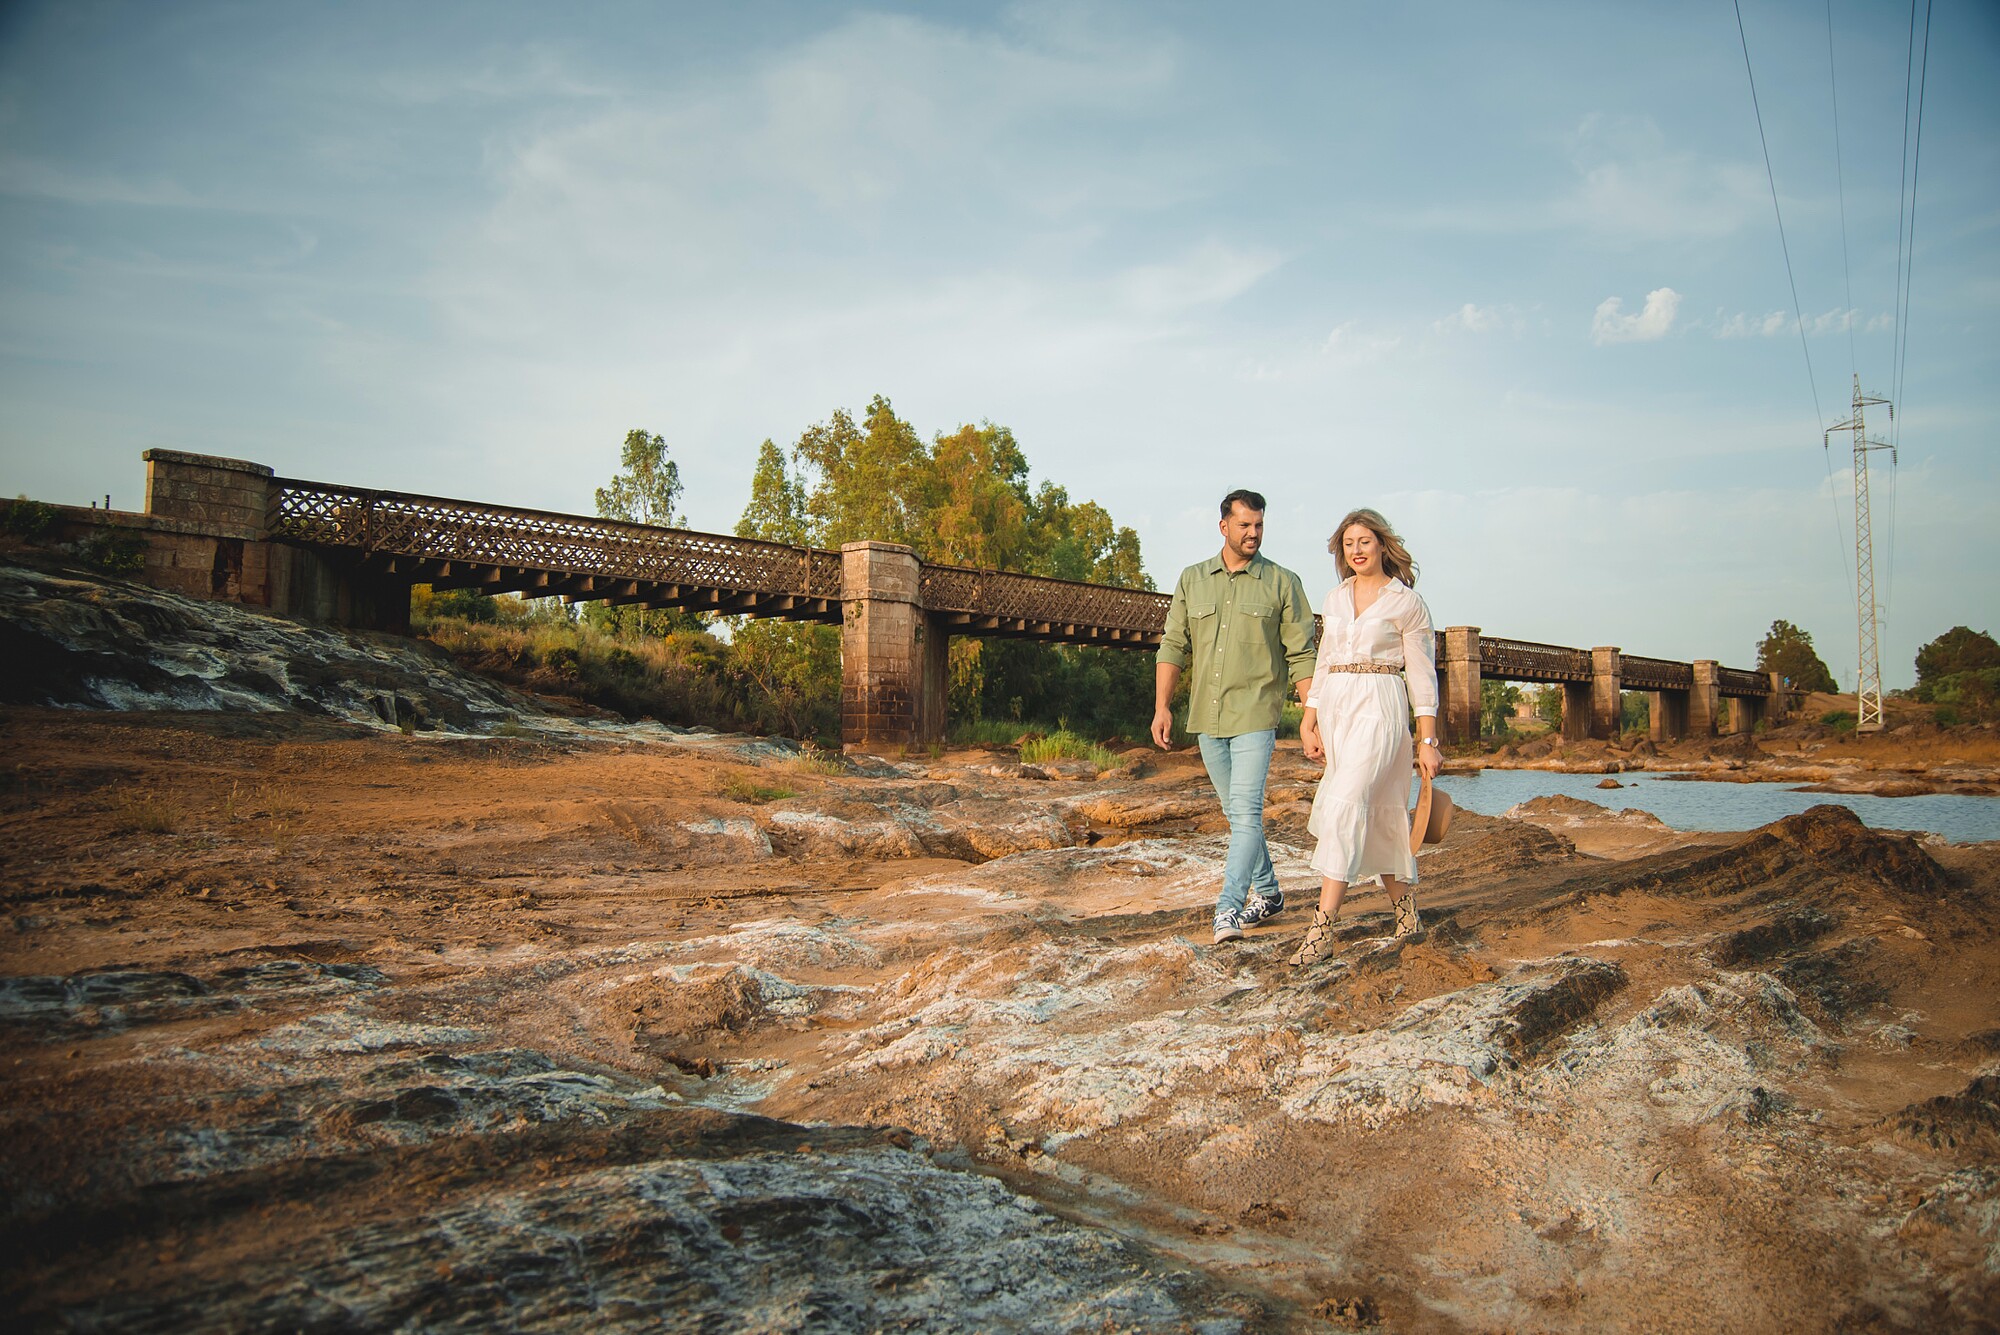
[1327,662,1401,675]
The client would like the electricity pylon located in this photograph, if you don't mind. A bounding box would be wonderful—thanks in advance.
[1825,375,1894,732]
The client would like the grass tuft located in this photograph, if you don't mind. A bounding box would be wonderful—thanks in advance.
[1020,730,1120,771]
[788,741,846,776]
[110,791,180,834]
[720,775,795,804]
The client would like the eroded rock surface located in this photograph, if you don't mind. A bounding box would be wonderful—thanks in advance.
[4,590,1999,1330]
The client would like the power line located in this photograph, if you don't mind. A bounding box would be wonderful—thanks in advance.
[1884,0,1931,643]
[1733,0,1826,432]
[1890,0,1918,450]
[1893,0,1932,446]
[1732,0,1853,631]
[1825,0,1858,377]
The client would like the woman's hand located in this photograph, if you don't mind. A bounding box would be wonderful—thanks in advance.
[1300,710,1325,764]
[1415,739,1442,781]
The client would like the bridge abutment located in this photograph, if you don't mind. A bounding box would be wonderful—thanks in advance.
[839,542,943,753]
[138,450,410,632]
[1442,626,1481,745]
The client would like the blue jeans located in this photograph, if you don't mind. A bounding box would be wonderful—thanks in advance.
[1197,729,1279,921]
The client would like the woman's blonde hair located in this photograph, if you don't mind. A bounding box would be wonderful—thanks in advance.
[1328,508,1418,586]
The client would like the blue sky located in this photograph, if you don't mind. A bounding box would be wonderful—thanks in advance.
[2,1,1994,687]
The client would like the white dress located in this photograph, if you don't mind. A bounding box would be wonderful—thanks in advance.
[1305,577,1439,886]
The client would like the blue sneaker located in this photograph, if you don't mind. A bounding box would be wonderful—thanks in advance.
[1240,890,1285,927]
[1212,911,1244,944]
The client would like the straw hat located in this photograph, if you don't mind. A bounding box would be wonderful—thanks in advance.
[1408,773,1455,855]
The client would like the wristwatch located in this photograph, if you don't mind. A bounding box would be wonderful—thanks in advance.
[1419,737,1440,748]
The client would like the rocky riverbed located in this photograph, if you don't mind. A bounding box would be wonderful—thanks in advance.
[3,560,1999,1332]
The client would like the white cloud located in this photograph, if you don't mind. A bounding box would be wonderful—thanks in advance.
[1112,241,1283,315]
[1319,321,1403,358]
[1718,310,1790,339]
[1591,287,1681,345]
[1409,115,1768,244]
[1433,303,1501,335]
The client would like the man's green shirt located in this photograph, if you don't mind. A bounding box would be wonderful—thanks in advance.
[1156,552,1317,738]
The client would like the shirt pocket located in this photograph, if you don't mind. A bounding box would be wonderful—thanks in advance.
[1234,600,1275,642]
[1188,599,1218,630]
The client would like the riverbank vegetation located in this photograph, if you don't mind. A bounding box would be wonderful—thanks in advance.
[414,400,1170,745]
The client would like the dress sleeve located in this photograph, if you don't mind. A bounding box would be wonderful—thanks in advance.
[1401,591,1439,718]
[1306,590,1339,709]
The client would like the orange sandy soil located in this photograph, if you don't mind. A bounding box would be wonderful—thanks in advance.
[4,707,1999,1332]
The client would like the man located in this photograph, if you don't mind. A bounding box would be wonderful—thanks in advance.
[1152,490,1317,944]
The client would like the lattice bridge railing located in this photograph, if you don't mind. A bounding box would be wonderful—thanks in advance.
[268,478,845,621]
[1482,637,1592,683]
[921,564,1170,645]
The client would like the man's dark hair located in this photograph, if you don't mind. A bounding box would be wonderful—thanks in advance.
[1220,489,1266,518]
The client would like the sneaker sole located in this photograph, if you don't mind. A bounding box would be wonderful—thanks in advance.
[1212,928,1244,943]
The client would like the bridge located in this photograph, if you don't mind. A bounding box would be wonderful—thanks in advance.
[45,450,1785,751]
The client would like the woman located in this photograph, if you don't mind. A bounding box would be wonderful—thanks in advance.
[1291,508,1441,967]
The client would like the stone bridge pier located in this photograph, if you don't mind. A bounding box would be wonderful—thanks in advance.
[838,542,947,752]
[1556,646,1622,742]
[1690,662,1724,737]
[1441,626,1482,745]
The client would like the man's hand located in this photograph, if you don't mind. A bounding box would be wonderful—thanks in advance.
[1152,662,1182,750]
[1300,710,1325,764]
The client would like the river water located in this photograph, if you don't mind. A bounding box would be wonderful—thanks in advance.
[1431,769,2000,845]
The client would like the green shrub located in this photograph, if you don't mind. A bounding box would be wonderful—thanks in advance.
[1818,710,1857,732]
[79,530,147,576]
[1923,666,2000,723]
[5,497,58,541]
[429,588,499,622]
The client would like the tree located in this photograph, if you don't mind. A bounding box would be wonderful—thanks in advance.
[593,429,696,636]
[1481,679,1522,736]
[1915,626,2000,686]
[793,396,930,548]
[1534,685,1564,729]
[1755,619,1837,693]
[595,429,683,528]
[736,440,808,545]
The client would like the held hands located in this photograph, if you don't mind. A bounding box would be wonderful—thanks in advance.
[1300,711,1325,764]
